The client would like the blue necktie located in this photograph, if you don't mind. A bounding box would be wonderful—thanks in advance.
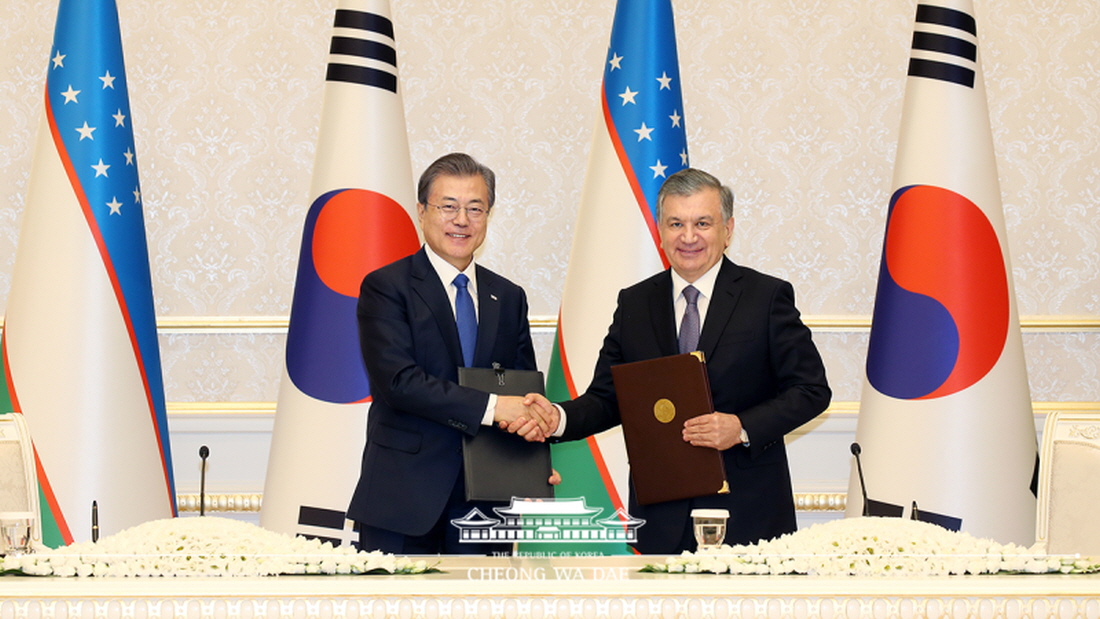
[454,273,477,367]
[678,285,700,354]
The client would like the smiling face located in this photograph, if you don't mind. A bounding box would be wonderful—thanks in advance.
[658,187,735,283]
[417,173,490,271]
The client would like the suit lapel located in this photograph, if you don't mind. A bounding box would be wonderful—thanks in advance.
[698,257,743,360]
[472,266,501,367]
[649,271,680,357]
[410,248,465,368]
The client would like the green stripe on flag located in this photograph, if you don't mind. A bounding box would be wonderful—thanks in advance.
[0,335,14,415]
[37,486,66,548]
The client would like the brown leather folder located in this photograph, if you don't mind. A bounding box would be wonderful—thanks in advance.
[458,365,554,502]
[610,352,728,505]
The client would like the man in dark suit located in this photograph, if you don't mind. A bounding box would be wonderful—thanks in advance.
[347,153,553,554]
[519,167,830,554]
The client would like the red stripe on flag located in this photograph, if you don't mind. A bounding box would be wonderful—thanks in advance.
[2,335,23,414]
[601,89,670,269]
[554,310,580,399]
[33,443,73,545]
[43,90,175,513]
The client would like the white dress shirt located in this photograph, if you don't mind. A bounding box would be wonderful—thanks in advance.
[422,246,497,426]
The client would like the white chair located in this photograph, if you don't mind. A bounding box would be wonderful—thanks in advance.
[1035,410,1100,556]
[0,412,42,547]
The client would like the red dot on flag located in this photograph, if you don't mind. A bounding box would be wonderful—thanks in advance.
[311,189,419,297]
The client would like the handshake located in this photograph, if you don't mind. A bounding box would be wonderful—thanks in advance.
[493,393,559,442]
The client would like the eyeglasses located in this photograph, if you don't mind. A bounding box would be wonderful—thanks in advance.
[426,202,489,221]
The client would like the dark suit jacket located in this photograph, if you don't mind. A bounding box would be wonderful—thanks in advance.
[346,247,536,536]
[559,257,830,553]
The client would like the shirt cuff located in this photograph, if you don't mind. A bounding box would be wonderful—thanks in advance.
[481,393,498,426]
[552,404,567,437]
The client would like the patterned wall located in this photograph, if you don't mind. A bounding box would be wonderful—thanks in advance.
[0,0,1097,410]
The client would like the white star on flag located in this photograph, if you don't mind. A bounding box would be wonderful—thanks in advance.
[669,109,681,127]
[107,197,122,215]
[61,85,79,103]
[99,71,115,89]
[650,160,668,178]
[76,122,95,140]
[656,72,672,89]
[92,159,109,177]
[634,122,654,141]
[52,52,65,68]
[609,52,623,70]
[113,110,126,126]
[619,86,638,105]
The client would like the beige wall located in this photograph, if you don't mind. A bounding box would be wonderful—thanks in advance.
[1,0,1096,413]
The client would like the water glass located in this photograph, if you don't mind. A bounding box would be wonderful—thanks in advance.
[0,512,34,556]
[691,508,728,550]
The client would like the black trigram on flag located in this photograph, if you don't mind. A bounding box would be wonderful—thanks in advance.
[326,9,398,92]
[298,505,360,548]
[907,4,977,88]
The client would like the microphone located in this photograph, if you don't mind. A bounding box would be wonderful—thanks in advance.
[851,442,870,517]
[199,445,210,516]
[91,501,99,542]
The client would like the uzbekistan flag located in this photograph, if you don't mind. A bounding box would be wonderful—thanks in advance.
[540,0,688,555]
[848,0,1037,544]
[260,0,419,544]
[0,0,175,545]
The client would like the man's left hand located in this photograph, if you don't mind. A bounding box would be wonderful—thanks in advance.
[683,412,743,451]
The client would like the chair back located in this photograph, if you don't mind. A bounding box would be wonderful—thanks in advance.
[1036,410,1100,556]
[0,412,42,546]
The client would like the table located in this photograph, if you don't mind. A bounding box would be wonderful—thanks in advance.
[3,555,1099,618]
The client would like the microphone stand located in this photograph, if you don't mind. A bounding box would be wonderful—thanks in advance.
[851,443,870,517]
[199,445,210,516]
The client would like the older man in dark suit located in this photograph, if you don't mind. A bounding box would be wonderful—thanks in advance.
[347,153,552,555]
[519,167,831,554]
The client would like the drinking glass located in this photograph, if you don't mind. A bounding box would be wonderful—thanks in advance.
[0,512,34,556]
[690,508,728,551]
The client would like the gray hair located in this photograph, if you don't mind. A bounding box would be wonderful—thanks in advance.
[656,168,734,222]
[417,152,497,209]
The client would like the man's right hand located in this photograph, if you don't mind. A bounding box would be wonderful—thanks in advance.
[498,393,559,442]
[493,394,555,440]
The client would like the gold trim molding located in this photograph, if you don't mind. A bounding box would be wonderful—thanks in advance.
[167,401,276,415]
[795,493,848,512]
[9,315,1095,333]
[178,492,850,513]
[177,493,263,513]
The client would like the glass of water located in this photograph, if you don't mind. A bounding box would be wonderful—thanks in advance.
[0,511,35,556]
[690,508,729,551]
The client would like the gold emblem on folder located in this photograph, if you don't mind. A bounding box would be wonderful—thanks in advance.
[654,398,676,423]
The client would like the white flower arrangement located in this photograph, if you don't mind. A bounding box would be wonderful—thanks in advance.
[1,516,436,577]
[645,517,1100,577]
